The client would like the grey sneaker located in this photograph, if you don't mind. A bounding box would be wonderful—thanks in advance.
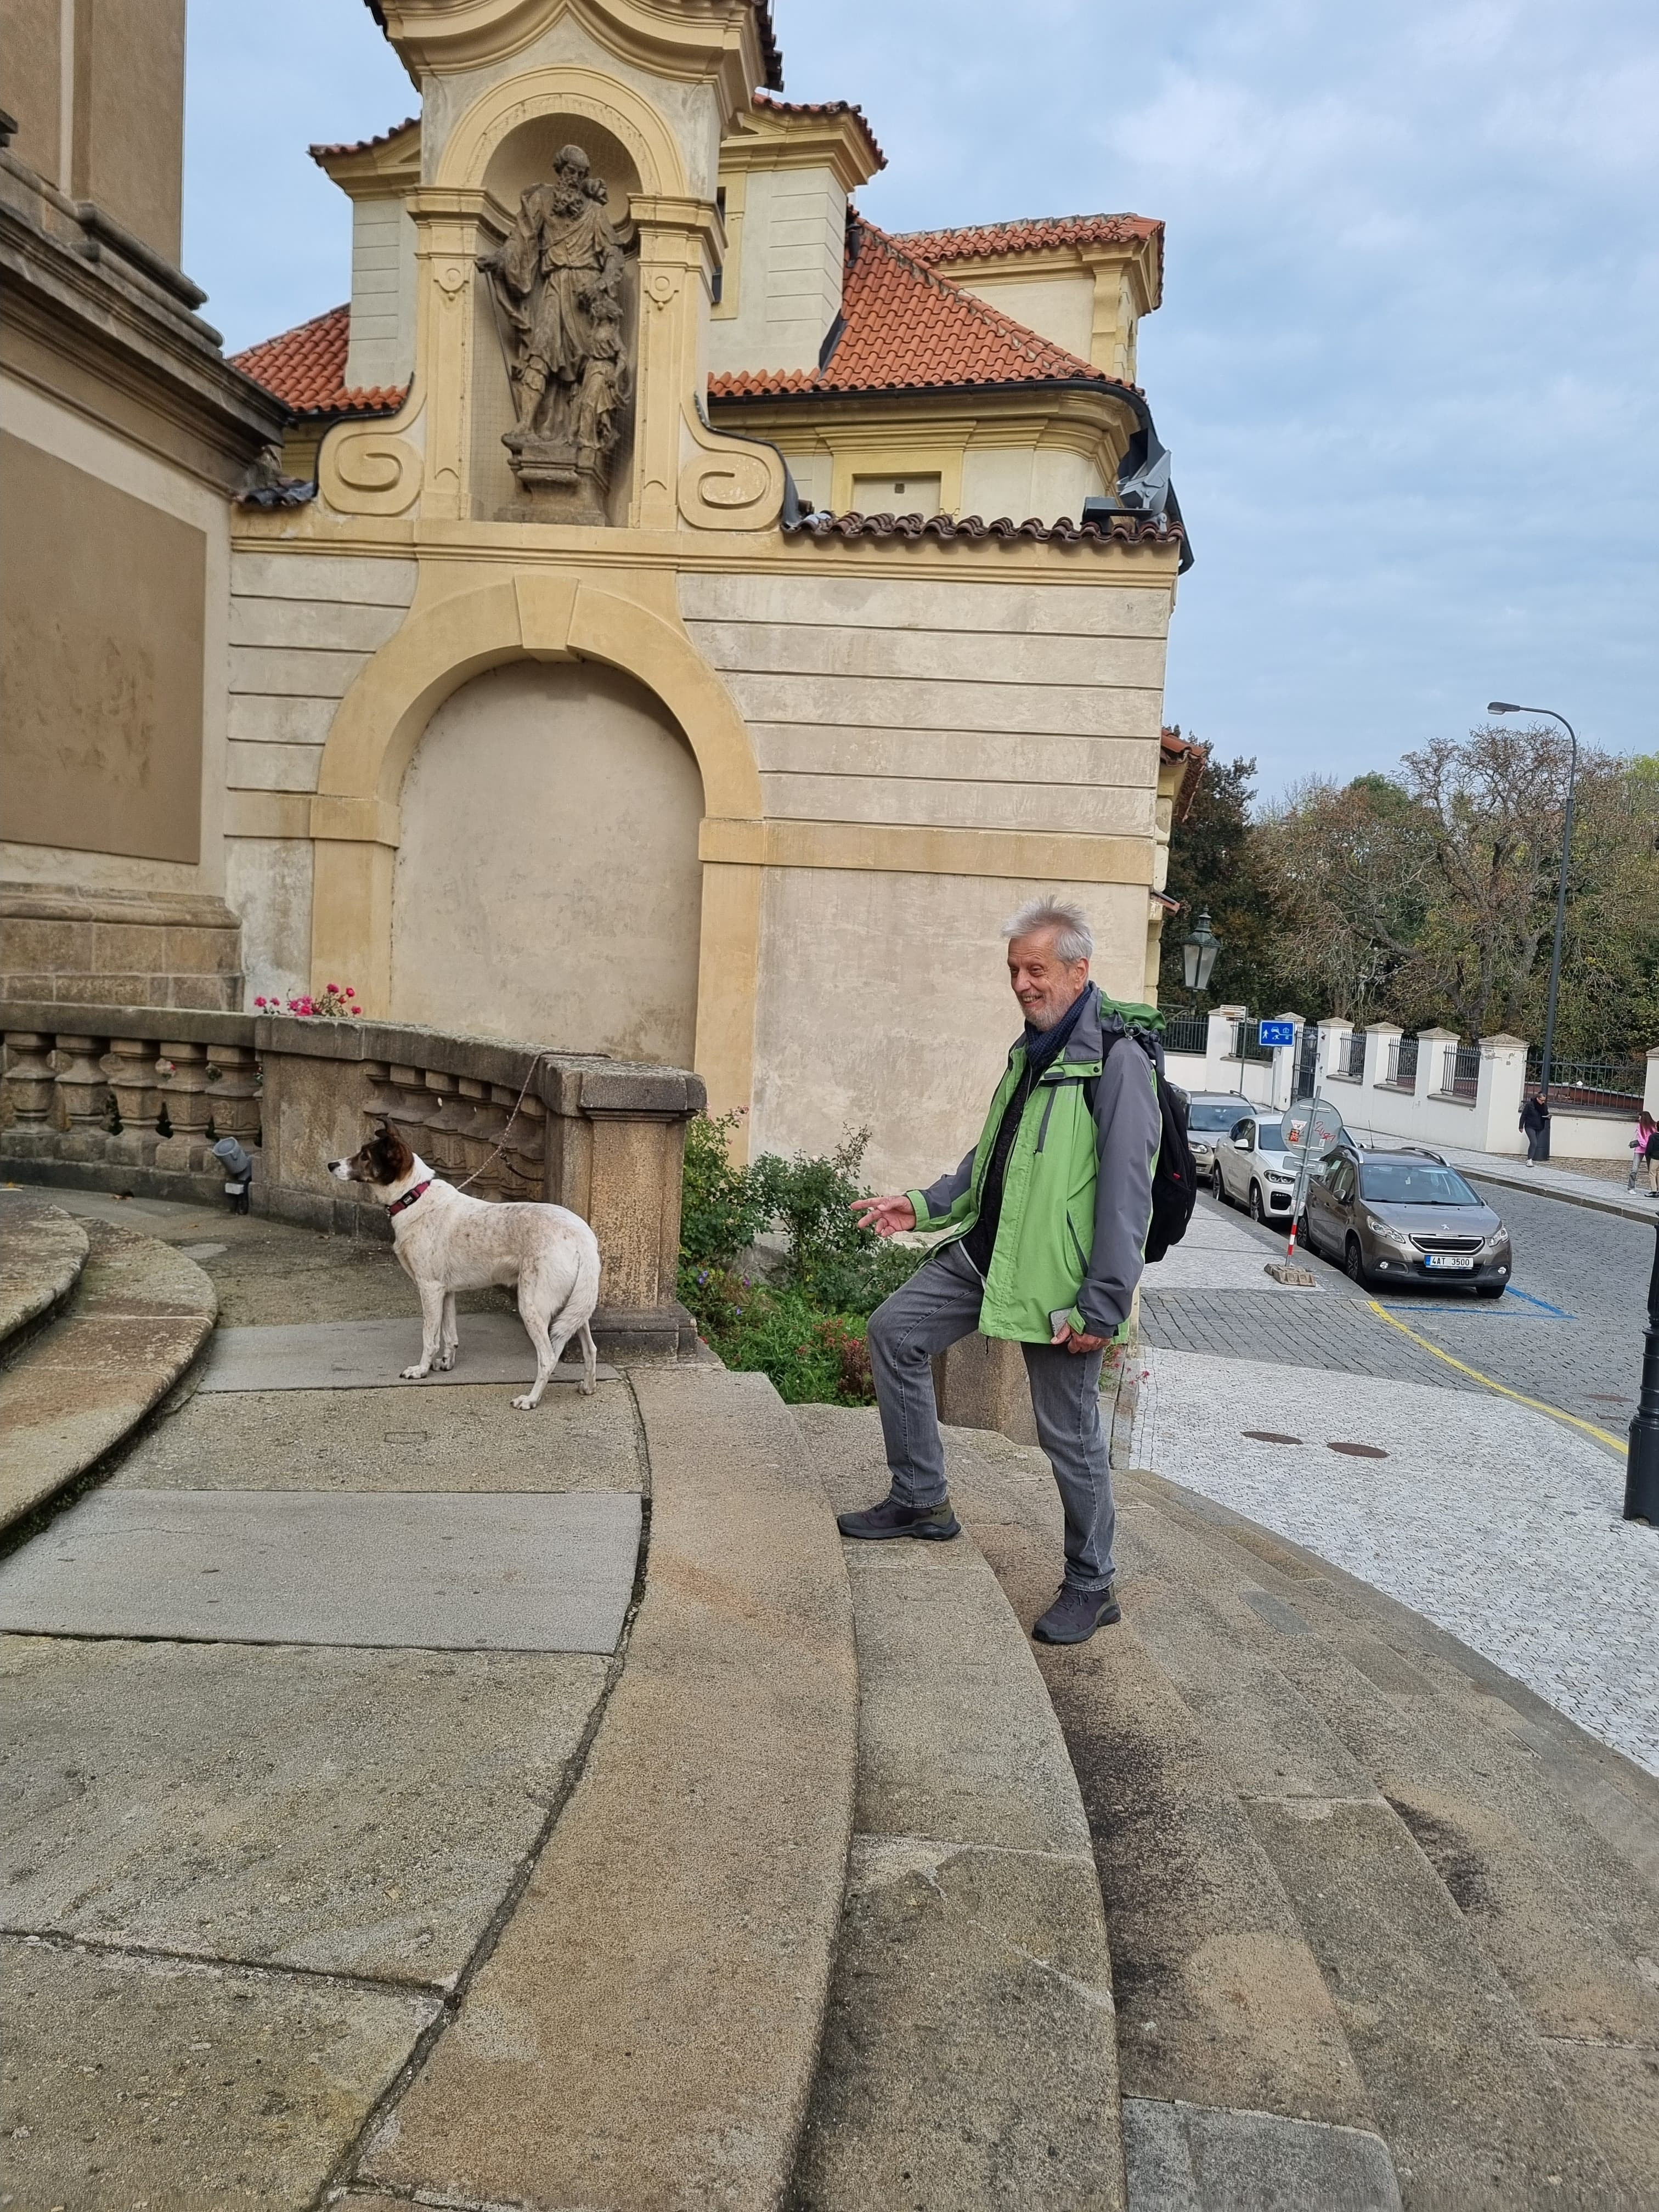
[1032,1582,1121,1644]
[837,1493,962,1542]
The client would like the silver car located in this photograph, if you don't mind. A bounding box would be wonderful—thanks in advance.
[1185,1093,1255,1191]
[1302,1144,1511,1296]
[1214,1109,1303,1224]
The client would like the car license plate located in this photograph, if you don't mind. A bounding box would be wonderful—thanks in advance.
[1425,1254,1474,1270]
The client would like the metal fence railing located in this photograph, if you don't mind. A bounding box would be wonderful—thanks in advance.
[1333,1032,1365,1079]
[1384,1036,1419,1089]
[1161,1014,1209,1057]
[1525,1051,1646,1111]
[1441,1043,1481,1098]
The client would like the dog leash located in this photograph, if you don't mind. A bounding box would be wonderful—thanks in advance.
[448,1051,554,1195]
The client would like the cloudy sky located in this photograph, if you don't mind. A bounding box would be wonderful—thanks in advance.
[183,0,1657,798]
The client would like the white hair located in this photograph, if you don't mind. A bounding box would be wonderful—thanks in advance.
[1001,896,1093,964]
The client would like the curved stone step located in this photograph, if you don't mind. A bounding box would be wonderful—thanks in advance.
[0,1190,88,1357]
[354,1367,859,2212]
[0,1218,216,1538]
[789,1402,1126,2211]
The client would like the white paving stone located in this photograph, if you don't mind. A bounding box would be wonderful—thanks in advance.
[1126,1346,1659,1776]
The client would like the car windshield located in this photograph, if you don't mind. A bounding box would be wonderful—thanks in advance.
[1358,1162,1481,1207]
[1188,1103,1242,1132]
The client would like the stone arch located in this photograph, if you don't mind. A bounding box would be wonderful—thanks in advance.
[309,576,761,1104]
[437,65,688,200]
[391,658,704,1062]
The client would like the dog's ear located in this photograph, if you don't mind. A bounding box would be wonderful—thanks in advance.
[373,1121,415,1183]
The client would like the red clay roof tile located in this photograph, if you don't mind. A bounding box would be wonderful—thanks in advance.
[709,217,1133,403]
[229,302,404,418]
[750,92,886,172]
[782,509,1182,554]
[309,115,419,163]
[897,213,1161,263]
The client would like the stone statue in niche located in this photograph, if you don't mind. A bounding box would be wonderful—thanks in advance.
[478,143,635,523]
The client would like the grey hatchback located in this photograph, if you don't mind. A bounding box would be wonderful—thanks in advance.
[1302,1146,1511,1295]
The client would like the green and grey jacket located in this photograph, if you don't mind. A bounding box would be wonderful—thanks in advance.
[906,986,1162,1344]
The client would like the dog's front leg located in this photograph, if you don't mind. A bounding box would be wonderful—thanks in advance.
[402,1279,447,1380]
[437,1292,459,1372]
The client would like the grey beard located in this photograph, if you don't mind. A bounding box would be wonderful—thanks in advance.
[1025,1003,1062,1032]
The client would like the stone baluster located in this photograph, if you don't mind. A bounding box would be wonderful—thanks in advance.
[2,1031,57,1130]
[382,1063,435,1150]
[53,1033,111,1158]
[456,1076,507,1197]
[498,1087,547,1203]
[421,1069,468,1177]
[206,1044,262,1142]
[155,1040,211,1169]
[103,1037,159,1137]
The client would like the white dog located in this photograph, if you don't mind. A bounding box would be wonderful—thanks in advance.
[328,1121,600,1409]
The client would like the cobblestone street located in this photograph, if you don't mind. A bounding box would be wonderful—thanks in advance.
[1143,1181,1652,1430]
[1133,1186,1659,1775]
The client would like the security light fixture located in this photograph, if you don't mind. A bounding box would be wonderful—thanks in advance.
[1182,908,1220,996]
[1487,701,1521,715]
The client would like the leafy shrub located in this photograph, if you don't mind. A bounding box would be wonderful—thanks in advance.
[676,1114,926,1404]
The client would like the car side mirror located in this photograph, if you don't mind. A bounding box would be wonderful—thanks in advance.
[1229,1136,1245,1150]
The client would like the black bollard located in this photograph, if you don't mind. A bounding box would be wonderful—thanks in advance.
[1625,1221,1659,1523]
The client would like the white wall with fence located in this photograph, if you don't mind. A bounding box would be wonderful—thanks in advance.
[1159,1009,1659,1161]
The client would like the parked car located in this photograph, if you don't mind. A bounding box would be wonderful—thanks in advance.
[1214,1110,1304,1223]
[1185,1093,1254,1190]
[1301,1144,1511,1295]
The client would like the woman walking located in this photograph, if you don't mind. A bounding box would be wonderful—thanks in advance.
[1520,1087,1551,1165]
[1638,1110,1659,1196]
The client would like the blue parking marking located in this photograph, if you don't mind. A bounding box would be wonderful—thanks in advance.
[1503,1285,1574,1318]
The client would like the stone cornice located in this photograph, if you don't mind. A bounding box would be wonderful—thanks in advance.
[377,0,766,120]
[718,102,883,194]
[0,160,287,489]
[922,233,1163,315]
[312,119,422,200]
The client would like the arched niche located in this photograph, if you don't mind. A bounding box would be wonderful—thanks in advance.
[389,658,704,1064]
[471,113,643,523]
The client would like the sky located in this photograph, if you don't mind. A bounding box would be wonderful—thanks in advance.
[182,0,1658,800]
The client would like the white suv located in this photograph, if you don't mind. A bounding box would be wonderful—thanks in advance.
[1214,1110,1302,1224]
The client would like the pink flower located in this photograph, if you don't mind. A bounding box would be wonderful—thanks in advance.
[255,996,266,1007]
[326,983,339,994]
[344,986,356,997]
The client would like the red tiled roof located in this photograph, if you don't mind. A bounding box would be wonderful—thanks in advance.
[309,115,418,163]
[229,302,405,419]
[751,92,885,172]
[709,217,1135,403]
[897,213,1161,264]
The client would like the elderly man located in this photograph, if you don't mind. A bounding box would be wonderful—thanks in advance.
[842,897,1162,1646]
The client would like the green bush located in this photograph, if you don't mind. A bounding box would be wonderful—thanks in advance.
[676,1114,926,1404]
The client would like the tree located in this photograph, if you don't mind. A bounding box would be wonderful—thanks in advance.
[1158,751,1285,1012]
[1259,772,1434,1022]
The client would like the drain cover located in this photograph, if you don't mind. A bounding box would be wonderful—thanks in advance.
[1243,1429,1304,1444]
[1328,1440,1389,1459]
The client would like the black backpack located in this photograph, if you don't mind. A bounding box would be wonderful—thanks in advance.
[1083,1030,1197,1264]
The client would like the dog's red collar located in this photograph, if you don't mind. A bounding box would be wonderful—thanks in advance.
[387,1178,432,1219]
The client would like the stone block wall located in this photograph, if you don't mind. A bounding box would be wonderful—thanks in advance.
[0,885,244,1011]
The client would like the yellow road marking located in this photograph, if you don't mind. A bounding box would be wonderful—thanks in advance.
[1366,1299,1627,1455]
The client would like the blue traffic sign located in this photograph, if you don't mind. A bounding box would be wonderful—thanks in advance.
[1258,1020,1296,1048]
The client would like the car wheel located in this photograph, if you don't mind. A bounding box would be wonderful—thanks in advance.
[1345,1236,1370,1289]
[1249,1182,1266,1222]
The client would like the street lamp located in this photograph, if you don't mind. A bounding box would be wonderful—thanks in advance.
[1487,702,1578,1093]
[1181,907,1221,1005]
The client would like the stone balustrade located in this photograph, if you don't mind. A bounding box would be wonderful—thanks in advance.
[0,1003,703,1353]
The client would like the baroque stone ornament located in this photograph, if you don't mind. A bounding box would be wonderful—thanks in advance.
[478,143,635,523]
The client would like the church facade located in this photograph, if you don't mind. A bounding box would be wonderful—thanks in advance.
[6,0,1192,1186]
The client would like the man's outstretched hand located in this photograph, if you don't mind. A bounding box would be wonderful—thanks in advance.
[852,1194,917,1238]
[1051,1319,1109,1356]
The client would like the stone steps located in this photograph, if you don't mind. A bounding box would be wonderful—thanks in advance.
[0,1189,88,1355]
[789,1402,1125,2210]
[949,1419,1659,2210]
[0,1204,216,1539]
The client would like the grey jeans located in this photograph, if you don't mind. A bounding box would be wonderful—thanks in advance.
[866,1240,1118,1590]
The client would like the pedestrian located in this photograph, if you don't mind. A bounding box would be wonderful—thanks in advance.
[837,896,1163,1647]
[1628,1115,1654,1186]
[1639,1111,1659,1198]
[1520,1087,1550,1165]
